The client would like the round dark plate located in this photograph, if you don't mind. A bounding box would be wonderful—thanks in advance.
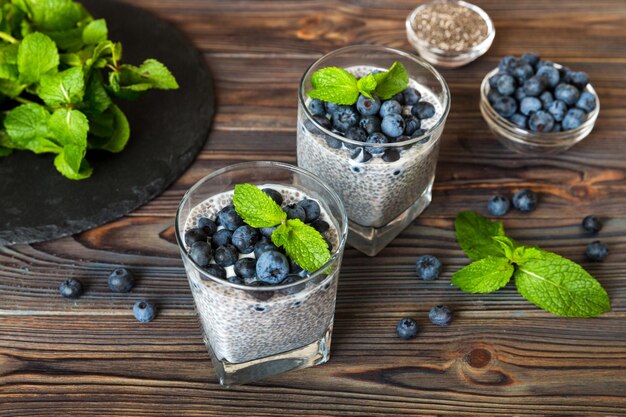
[0,0,214,245]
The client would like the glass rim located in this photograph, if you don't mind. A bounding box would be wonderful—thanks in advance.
[174,161,349,292]
[298,44,451,149]
[480,66,600,144]
[405,0,495,58]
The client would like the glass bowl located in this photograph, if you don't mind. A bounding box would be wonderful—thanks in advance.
[480,65,600,155]
[406,0,495,68]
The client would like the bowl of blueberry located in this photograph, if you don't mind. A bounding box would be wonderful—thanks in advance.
[480,53,599,155]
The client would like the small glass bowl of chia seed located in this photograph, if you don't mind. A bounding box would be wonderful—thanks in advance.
[406,0,495,68]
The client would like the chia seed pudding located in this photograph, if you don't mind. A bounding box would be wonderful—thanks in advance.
[297,65,445,229]
[181,185,340,364]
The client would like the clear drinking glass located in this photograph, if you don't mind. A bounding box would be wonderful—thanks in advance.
[297,45,451,256]
[175,161,348,387]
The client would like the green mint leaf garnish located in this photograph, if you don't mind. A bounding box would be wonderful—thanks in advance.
[307,66,359,105]
[514,247,611,317]
[48,108,90,178]
[356,73,377,99]
[451,256,514,293]
[455,211,507,261]
[54,146,92,180]
[87,104,130,153]
[4,103,61,154]
[453,211,611,317]
[372,61,409,100]
[271,218,331,272]
[233,183,287,228]
[82,19,108,45]
[119,59,179,90]
[22,0,84,32]
[17,32,59,85]
[37,66,85,107]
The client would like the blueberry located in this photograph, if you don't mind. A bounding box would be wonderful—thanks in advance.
[324,135,343,149]
[547,100,568,122]
[492,96,517,118]
[59,278,83,299]
[582,215,602,234]
[536,65,560,88]
[310,219,330,234]
[519,53,540,67]
[231,225,259,254]
[359,115,381,134]
[323,234,334,251]
[289,259,307,277]
[344,126,368,148]
[284,203,306,221]
[562,108,586,130]
[513,63,534,82]
[520,97,542,116]
[585,241,608,262]
[297,198,321,223]
[487,195,510,216]
[489,89,504,104]
[576,91,596,113]
[234,258,257,279]
[552,123,562,132]
[403,115,421,136]
[214,244,238,267]
[217,205,243,231]
[310,114,331,130]
[415,255,441,281]
[512,189,538,213]
[350,147,373,163]
[381,114,405,138]
[278,274,307,295]
[332,105,358,132]
[429,305,453,326]
[514,87,526,102]
[133,300,156,323]
[324,101,339,114]
[356,94,381,116]
[259,226,277,239]
[382,149,400,163]
[211,229,233,248]
[523,76,546,97]
[308,99,326,116]
[537,59,554,68]
[379,100,402,118]
[528,110,555,132]
[508,113,527,129]
[365,132,388,155]
[227,275,244,285]
[184,227,208,247]
[256,250,290,284]
[402,87,421,105]
[498,55,517,73]
[554,83,580,106]
[496,73,516,96]
[489,73,503,89]
[108,268,135,293]
[539,91,554,108]
[263,188,283,205]
[189,241,213,267]
[410,129,426,139]
[391,92,405,105]
[203,264,226,280]
[396,317,419,340]
[197,217,217,236]
[411,101,436,119]
[254,240,279,258]
[567,71,589,89]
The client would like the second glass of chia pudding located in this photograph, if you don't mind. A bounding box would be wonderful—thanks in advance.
[175,161,348,387]
[297,45,451,256]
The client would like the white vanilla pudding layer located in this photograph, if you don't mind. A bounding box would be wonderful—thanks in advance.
[297,65,445,228]
[182,185,340,364]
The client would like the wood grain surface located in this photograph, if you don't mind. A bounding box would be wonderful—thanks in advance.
[2,0,626,415]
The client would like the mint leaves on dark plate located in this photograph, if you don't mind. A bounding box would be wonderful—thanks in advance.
[452,211,611,317]
[0,0,179,180]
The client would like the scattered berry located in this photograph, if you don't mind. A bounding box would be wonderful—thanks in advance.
[536,65,560,88]
[234,258,257,279]
[189,241,213,267]
[396,318,419,340]
[356,94,381,116]
[284,203,306,222]
[197,217,217,236]
[523,76,546,97]
[108,268,135,293]
[332,105,359,132]
[528,110,555,132]
[554,83,580,106]
[359,115,382,134]
[203,264,226,280]
[365,132,388,155]
[214,244,238,267]
[492,96,517,118]
[59,278,83,299]
[585,241,608,262]
[311,219,330,234]
[256,250,290,284]
[403,115,421,136]
[308,99,326,116]
[582,215,602,234]
[411,101,436,119]
[415,255,442,281]
[562,108,586,130]
[231,225,259,254]
[496,73,517,96]
[547,100,568,122]
[211,229,233,248]
[576,91,596,113]
[297,198,321,223]
[487,195,511,216]
[133,300,156,323]
[402,87,421,105]
[217,205,244,231]
[520,97,542,116]
[254,239,279,258]
[512,189,538,213]
[379,100,402,118]
[381,114,405,138]
[184,227,208,247]
[429,305,453,326]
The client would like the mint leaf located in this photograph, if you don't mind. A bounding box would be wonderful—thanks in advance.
[82,18,107,44]
[373,61,408,100]
[119,59,179,90]
[356,73,377,99]
[492,236,519,260]
[48,108,88,147]
[17,32,59,84]
[0,44,19,81]
[451,256,514,293]
[455,211,506,261]
[0,78,24,97]
[83,71,111,113]
[271,218,331,272]
[45,27,83,51]
[4,103,61,154]
[514,247,611,317]
[25,0,83,31]
[233,183,286,228]
[87,104,129,153]
[307,67,358,105]
[38,66,84,106]
[54,146,92,179]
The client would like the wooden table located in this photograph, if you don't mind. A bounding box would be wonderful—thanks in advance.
[2,1,626,415]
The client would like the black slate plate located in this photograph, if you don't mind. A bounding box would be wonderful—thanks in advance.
[0,0,214,246]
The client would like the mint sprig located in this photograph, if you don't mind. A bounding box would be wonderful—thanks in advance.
[233,184,331,272]
[453,211,611,317]
[306,62,409,105]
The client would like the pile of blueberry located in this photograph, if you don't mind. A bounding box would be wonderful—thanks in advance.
[185,188,332,287]
[306,84,437,163]
[487,53,596,132]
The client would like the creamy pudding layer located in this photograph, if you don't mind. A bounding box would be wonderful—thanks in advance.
[183,185,339,364]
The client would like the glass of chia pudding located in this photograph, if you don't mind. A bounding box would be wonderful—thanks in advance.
[297,45,450,256]
[175,161,348,386]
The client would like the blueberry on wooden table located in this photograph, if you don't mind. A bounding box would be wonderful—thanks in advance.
[59,278,83,299]
[133,300,156,323]
[108,268,135,293]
